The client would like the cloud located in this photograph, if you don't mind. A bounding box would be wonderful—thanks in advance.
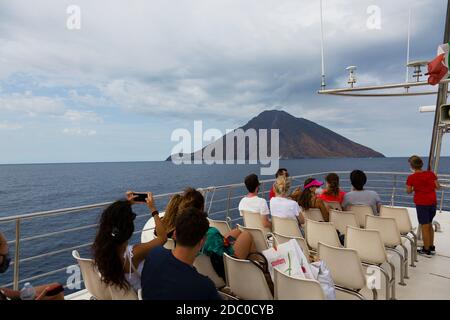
[61,110,103,123]
[0,121,23,130]
[62,127,97,136]
[0,92,65,116]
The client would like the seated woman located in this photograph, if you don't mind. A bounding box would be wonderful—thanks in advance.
[92,192,167,293]
[298,178,330,222]
[181,188,256,279]
[319,173,346,205]
[0,232,64,300]
[270,176,305,225]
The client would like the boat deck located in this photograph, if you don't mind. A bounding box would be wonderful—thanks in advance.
[66,207,450,300]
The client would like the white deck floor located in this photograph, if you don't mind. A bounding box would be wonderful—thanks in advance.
[67,207,450,300]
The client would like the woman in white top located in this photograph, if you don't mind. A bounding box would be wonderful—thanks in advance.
[270,176,305,225]
[92,192,167,293]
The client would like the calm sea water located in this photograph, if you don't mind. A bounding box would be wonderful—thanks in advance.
[0,158,449,291]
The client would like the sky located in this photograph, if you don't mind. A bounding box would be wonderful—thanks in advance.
[0,0,449,164]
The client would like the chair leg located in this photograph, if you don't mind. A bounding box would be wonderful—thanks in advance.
[387,261,396,300]
[335,286,367,300]
[402,236,416,267]
[387,248,406,286]
[399,244,409,279]
[410,231,419,262]
[363,263,391,300]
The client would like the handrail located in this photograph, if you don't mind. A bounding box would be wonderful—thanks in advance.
[2,170,450,291]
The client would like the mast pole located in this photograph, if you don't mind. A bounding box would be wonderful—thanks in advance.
[406,8,412,83]
[428,0,450,172]
[320,0,326,89]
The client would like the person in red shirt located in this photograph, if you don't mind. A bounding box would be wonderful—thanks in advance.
[406,156,440,256]
[319,173,346,205]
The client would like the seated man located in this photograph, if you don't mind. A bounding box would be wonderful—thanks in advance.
[343,170,382,215]
[0,232,64,300]
[239,174,271,229]
[141,207,222,300]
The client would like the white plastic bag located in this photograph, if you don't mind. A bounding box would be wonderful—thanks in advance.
[310,261,337,300]
[262,239,313,281]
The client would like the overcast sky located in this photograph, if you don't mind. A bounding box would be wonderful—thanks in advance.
[0,0,448,164]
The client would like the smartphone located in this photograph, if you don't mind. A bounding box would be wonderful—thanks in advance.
[132,193,148,203]
[45,284,64,297]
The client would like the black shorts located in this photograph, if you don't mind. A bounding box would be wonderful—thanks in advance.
[416,205,437,225]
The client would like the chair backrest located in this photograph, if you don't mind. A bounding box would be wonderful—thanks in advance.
[242,210,262,229]
[208,218,232,237]
[324,201,343,211]
[380,206,413,235]
[164,238,176,250]
[141,218,156,243]
[305,219,342,251]
[345,226,387,265]
[318,242,366,290]
[346,205,374,228]
[72,250,112,300]
[272,232,311,258]
[365,215,402,247]
[237,225,269,252]
[108,285,139,300]
[272,216,302,238]
[329,210,358,235]
[303,208,325,222]
[274,268,325,300]
[193,255,226,288]
[223,253,273,300]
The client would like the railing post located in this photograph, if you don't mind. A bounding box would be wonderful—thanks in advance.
[391,174,397,206]
[13,219,21,291]
[226,187,233,220]
[440,189,445,213]
[260,181,265,200]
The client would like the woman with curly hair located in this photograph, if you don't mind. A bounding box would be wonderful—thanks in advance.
[92,192,167,293]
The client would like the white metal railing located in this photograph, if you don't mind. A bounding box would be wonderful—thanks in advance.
[1,171,450,292]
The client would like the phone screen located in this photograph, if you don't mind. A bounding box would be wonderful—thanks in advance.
[132,193,148,202]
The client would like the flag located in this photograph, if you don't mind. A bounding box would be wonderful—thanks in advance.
[427,43,450,85]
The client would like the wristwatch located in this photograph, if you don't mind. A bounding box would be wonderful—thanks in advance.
[151,210,159,217]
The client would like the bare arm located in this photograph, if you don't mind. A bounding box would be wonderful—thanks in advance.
[261,215,272,229]
[132,193,167,266]
[297,212,305,225]
[436,180,441,190]
[406,185,413,194]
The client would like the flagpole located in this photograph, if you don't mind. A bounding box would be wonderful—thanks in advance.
[406,8,412,84]
[428,0,450,172]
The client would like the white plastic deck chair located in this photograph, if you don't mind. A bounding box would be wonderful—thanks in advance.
[72,250,112,300]
[237,225,269,252]
[272,232,311,260]
[346,205,374,228]
[274,268,325,300]
[208,218,232,237]
[223,253,273,300]
[305,219,342,252]
[303,208,325,222]
[324,201,343,211]
[380,206,418,265]
[272,216,302,238]
[241,210,271,235]
[345,226,396,300]
[318,242,376,300]
[108,285,139,300]
[366,215,409,285]
[193,255,226,289]
[329,210,358,236]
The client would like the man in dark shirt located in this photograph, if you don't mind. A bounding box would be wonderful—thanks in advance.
[141,207,221,300]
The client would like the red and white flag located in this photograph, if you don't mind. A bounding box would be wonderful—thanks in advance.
[427,43,450,85]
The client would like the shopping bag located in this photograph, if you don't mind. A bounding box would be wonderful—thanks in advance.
[310,260,337,300]
[262,239,313,281]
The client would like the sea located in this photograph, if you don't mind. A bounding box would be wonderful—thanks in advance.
[1,158,449,293]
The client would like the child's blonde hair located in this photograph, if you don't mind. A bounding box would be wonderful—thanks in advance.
[274,175,291,196]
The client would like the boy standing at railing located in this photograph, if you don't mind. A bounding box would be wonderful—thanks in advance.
[406,156,440,256]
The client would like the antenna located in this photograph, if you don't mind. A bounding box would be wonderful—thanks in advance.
[320,0,326,89]
[406,8,412,84]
